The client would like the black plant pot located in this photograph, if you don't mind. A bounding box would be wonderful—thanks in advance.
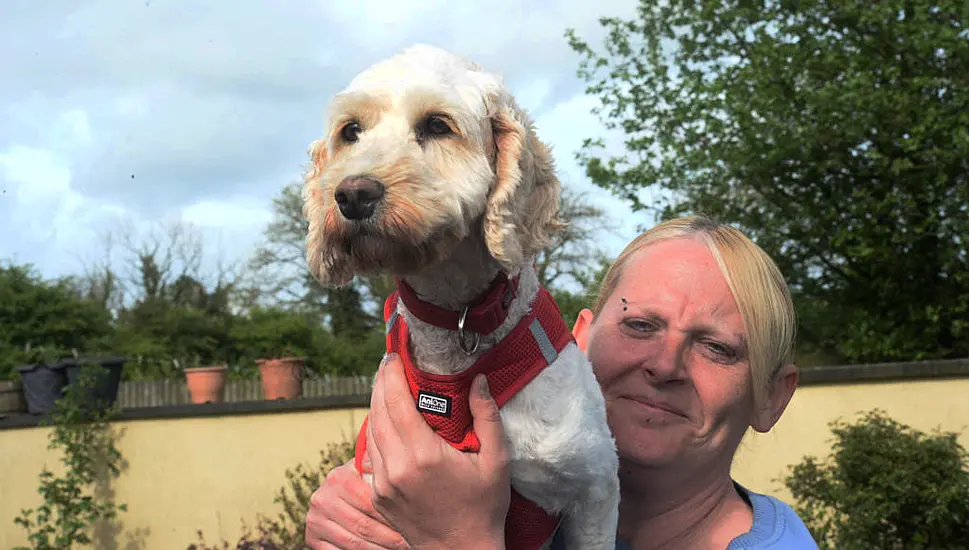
[14,356,126,415]
[14,362,69,415]
[63,356,126,413]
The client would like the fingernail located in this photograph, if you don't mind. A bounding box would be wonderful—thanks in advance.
[477,375,491,398]
[380,353,398,367]
[361,456,372,472]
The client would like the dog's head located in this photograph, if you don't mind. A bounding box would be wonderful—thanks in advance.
[303,44,563,287]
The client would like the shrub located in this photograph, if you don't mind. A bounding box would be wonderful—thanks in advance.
[0,263,112,380]
[782,409,969,550]
[13,361,127,550]
[188,440,355,550]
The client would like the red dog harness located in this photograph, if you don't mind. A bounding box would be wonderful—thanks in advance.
[354,273,573,550]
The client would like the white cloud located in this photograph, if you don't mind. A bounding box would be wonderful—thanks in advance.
[181,198,272,230]
[1,146,73,201]
[58,109,93,148]
[0,143,128,274]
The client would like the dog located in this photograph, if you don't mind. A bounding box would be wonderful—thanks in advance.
[303,44,620,550]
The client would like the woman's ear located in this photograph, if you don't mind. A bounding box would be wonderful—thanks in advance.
[751,363,799,433]
[571,308,595,353]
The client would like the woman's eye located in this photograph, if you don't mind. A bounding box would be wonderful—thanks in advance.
[623,319,657,333]
[704,341,737,361]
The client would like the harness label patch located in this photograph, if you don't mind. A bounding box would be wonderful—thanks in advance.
[416,391,451,417]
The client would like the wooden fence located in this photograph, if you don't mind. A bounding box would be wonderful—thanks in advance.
[88,357,969,409]
[116,375,372,408]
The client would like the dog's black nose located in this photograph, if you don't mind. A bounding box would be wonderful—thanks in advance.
[334,176,385,220]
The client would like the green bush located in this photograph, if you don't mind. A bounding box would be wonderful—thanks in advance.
[312,326,385,377]
[0,263,112,380]
[13,361,127,549]
[783,409,969,549]
[109,298,233,372]
[228,307,317,371]
[188,440,355,550]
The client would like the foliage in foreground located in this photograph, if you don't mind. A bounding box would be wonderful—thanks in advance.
[783,409,969,549]
[187,441,355,550]
[13,362,127,550]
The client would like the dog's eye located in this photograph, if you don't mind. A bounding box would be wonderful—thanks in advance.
[340,121,362,143]
[421,115,453,137]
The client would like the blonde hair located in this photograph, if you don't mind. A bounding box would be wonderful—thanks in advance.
[592,216,797,409]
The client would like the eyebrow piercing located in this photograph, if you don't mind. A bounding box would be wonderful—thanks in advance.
[621,297,628,311]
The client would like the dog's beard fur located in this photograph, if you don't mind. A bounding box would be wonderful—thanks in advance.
[317,200,471,279]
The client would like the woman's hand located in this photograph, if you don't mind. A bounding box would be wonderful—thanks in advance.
[366,353,511,550]
[305,459,410,550]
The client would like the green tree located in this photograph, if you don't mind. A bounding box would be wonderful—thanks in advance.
[0,262,112,379]
[548,255,613,329]
[566,0,969,363]
[783,409,969,549]
[244,182,380,336]
[535,185,620,293]
[81,218,244,377]
[533,184,620,328]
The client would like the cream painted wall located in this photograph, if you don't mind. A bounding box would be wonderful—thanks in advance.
[1,407,369,550]
[732,378,969,501]
[2,378,968,549]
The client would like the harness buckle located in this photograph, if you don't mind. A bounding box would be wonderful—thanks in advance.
[457,305,481,355]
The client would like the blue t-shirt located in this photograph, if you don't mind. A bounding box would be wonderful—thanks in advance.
[549,482,818,549]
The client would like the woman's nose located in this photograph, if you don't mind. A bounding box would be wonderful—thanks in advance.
[642,333,689,382]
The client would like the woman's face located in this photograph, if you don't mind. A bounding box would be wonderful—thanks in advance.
[575,238,759,474]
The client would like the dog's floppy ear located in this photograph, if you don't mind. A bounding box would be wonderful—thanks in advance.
[303,138,351,287]
[483,90,564,274]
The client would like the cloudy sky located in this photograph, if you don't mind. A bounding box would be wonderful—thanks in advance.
[0,0,650,284]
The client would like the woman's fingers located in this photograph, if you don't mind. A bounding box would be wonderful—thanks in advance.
[306,516,407,550]
[468,375,510,473]
[304,461,410,550]
[365,363,399,499]
[378,354,436,439]
[358,360,511,548]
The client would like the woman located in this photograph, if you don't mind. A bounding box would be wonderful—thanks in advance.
[305,216,819,549]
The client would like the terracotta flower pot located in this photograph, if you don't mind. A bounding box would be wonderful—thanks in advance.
[257,357,304,400]
[185,365,228,404]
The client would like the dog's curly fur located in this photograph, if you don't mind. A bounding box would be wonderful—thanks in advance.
[303,44,619,549]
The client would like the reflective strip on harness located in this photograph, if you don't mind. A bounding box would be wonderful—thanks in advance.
[385,310,399,334]
[529,317,558,365]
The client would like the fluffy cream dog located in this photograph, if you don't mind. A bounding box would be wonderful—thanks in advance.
[303,44,619,550]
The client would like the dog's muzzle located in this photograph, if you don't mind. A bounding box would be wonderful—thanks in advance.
[335,175,384,220]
